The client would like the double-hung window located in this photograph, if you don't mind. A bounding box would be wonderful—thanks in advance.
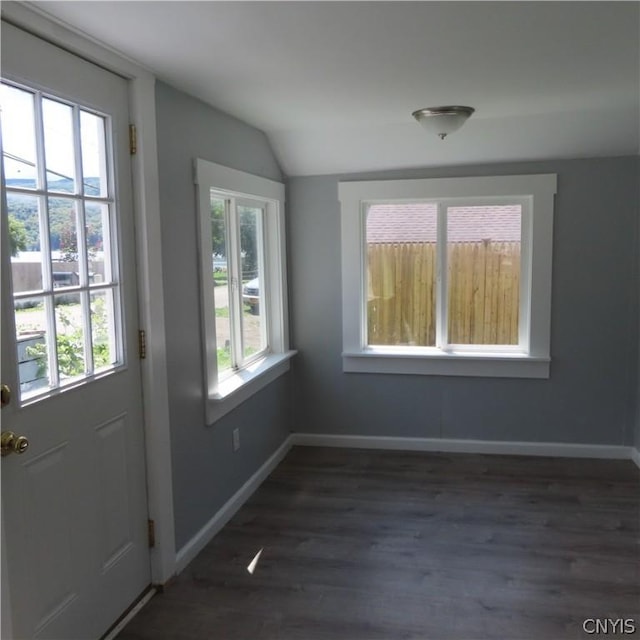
[196,159,294,424]
[339,174,556,378]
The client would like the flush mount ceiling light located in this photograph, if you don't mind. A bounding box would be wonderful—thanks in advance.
[412,106,475,140]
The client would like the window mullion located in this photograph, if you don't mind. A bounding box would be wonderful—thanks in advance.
[518,198,532,351]
[34,93,52,292]
[72,106,94,374]
[436,202,448,349]
[33,91,61,387]
[360,203,369,350]
[255,207,268,351]
[72,107,89,287]
[228,198,244,369]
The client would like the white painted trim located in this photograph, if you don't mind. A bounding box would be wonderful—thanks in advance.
[211,351,297,423]
[194,159,291,425]
[291,433,635,461]
[129,75,176,586]
[339,173,557,378]
[2,4,176,585]
[175,435,293,574]
[170,434,640,579]
[343,350,550,378]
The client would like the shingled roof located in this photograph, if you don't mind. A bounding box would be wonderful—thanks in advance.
[366,204,521,244]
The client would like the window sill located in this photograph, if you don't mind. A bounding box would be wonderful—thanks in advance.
[343,349,550,378]
[206,350,297,424]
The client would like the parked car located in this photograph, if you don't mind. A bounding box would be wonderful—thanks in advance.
[242,277,260,314]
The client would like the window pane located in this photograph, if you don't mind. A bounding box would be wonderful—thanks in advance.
[49,197,80,284]
[42,98,76,193]
[90,289,118,371]
[80,110,108,197]
[54,293,86,382]
[447,205,521,345]
[210,196,231,377]
[8,194,43,292]
[1,84,38,188]
[15,297,51,397]
[239,205,266,359]
[366,203,437,346]
[86,202,110,284]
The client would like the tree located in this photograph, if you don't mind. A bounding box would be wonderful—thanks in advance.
[210,199,226,258]
[209,200,259,278]
[8,215,27,256]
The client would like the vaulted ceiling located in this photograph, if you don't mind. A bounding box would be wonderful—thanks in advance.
[21,1,640,176]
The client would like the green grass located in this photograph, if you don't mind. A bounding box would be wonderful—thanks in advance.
[216,346,231,371]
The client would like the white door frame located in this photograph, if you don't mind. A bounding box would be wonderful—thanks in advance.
[1,1,176,600]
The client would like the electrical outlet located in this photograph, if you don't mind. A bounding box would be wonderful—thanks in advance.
[232,428,240,452]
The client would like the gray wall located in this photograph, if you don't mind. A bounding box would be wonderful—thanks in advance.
[155,81,291,550]
[288,157,639,447]
[636,181,640,450]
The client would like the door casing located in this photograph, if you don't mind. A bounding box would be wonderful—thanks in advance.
[0,5,176,634]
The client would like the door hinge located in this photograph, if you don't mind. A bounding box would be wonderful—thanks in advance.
[138,329,147,359]
[129,124,137,155]
[147,519,156,548]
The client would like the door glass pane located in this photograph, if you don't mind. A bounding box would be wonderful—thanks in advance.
[15,297,51,397]
[210,195,231,377]
[54,292,85,382]
[447,205,521,345]
[1,83,38,188]
[239,205,266,359]
[86,202,110,284]
[80,110,108,197]
[42,97,76,193]
[8,194,42,292]
[90,289,117,371]
[366,203,437,346]
[49,197,80,282]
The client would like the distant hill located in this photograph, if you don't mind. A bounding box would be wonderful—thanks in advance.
[6,176,101,196]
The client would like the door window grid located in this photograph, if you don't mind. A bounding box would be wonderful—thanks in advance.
[2,81,123,402]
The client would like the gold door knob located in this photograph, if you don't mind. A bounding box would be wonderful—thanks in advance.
[1,431,29,457]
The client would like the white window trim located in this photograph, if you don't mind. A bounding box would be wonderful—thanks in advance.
[195,159,295,424]
[339,173,557,378]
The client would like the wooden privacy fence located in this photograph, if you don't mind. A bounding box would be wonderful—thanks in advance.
[367,241,521,346]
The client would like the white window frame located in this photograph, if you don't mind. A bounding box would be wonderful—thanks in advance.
[195,159,295,424]
[212,194,269,379]
[339,174,557,378]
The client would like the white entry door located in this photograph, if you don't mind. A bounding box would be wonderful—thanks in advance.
[1,23,151,639]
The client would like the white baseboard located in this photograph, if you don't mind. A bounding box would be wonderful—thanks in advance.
[175,435,293,574]
[631,447,640,470]
[175,433,639,576]
[291,433,635,461]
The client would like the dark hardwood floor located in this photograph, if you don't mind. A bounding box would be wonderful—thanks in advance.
[117,446,640,640]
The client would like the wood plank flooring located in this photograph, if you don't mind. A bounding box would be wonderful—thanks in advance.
[117,447,640,640]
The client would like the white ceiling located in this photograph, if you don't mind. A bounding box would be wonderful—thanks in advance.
[23,1,640,176]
